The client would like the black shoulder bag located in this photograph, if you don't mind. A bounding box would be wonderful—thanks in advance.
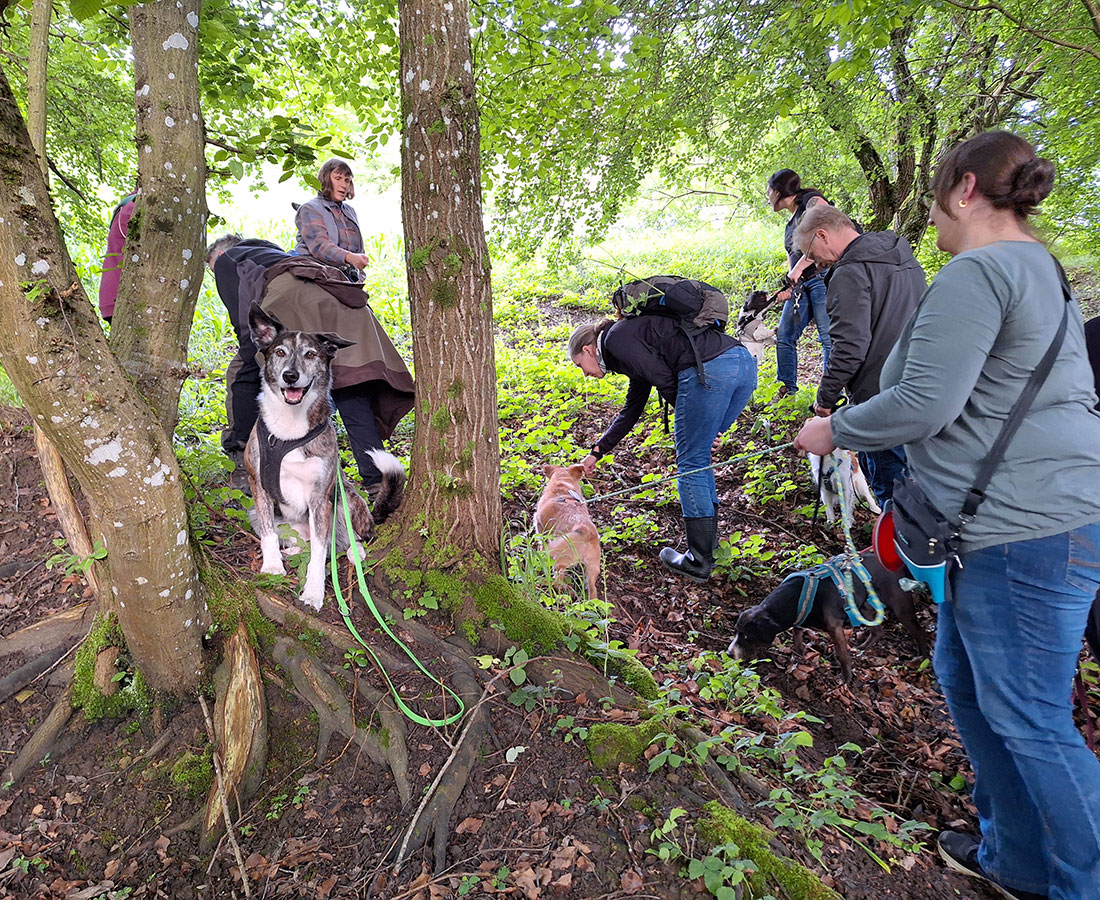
[890,259,1073,603]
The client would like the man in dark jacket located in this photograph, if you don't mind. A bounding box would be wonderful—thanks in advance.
[794,205,927,503]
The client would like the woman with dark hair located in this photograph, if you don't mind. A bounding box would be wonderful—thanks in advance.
[568,315,756,581]
[295,159,370,282]
[795,131,1100,900]
[766,168,832,397]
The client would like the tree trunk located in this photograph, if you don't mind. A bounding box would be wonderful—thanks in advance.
[0,65,206,693]
[110,0,208,433]
[27,0,51,184]
[395,0,502,569]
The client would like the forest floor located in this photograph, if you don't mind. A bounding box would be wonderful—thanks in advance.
[2,277,1100,899]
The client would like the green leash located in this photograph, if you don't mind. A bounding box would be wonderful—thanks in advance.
[329,476,466,728]
[833,455,885,627]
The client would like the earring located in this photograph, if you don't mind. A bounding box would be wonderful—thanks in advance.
[958,200,968,208]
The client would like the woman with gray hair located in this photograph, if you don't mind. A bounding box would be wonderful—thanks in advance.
[295,159,369,282]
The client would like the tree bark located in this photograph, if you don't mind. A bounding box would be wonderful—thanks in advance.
[110,0,208,433]
[27,0,51,184]
[0,65,206,693]
[395,0,502,568]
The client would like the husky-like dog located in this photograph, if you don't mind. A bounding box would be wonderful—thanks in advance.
[809,451,880,530]
[245,304,405,610]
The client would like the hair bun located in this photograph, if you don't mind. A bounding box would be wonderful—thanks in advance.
[1009,157,1055,214]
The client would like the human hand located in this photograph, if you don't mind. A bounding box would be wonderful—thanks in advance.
[794,416,837,455]
[345,251,370,271]
[775,287,793,303]
[581,454,598,476]
[813,403,832,417]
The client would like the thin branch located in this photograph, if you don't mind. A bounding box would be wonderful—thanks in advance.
[939,0,1100,61]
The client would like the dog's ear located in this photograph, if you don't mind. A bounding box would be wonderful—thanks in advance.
[568,464,586,479]
[249,303,285,351]
[315,332,356,359]
[542,464,557,477]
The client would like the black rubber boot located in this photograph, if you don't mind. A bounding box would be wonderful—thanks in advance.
[659,516,717,582]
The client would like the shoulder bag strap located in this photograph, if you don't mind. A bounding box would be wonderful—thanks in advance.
[958,256,1073,525]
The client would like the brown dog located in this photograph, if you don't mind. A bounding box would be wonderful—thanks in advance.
[534,464,601,599]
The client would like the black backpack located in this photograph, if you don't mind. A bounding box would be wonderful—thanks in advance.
[611,275,730,385]
[612,275,729,331]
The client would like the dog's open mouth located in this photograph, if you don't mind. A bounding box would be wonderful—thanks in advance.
[281,384,310,405]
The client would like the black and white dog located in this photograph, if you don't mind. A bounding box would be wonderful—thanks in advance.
[735,290,778,364]
[809,451,880,530]
[245,304,405,610]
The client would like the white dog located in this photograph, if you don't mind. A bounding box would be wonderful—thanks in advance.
[809,451,880,530]
[737,314,777,364]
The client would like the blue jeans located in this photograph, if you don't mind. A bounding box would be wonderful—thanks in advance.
[674,345,757,518]
[776,275,831,391]
[934,523,1100,900]
[858,445,908,506]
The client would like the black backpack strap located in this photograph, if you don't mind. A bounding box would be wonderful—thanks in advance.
[958,257,1073,526]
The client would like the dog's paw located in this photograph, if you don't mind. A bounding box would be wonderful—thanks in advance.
[346,542,365,565]
[260,559,286,576]
[298,588,324,611]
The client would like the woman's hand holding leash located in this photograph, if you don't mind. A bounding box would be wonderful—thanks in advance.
[581,454,598,476]
[795,415,836,455]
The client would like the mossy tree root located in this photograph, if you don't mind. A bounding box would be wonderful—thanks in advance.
[272,637,411,805]
[1,681,73,789]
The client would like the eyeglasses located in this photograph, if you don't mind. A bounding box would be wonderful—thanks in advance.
[805,232,821,258]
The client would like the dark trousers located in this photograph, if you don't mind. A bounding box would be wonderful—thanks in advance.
[858,445,908,506]
[331,384,384,487]
[222,345,262,452]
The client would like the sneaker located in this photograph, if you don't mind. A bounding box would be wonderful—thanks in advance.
[774,384,793,401]
[937,832,1048,900]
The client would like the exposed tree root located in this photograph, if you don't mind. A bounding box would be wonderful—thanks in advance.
[199,694,252,898]
[2,682,73,789]
[0,643,69,703]
[202,623,268,849]
[272,637,411,805]
[256,590,419,677]
[390,664,486,875]
[34,424,105,604]
[0,601,95,662]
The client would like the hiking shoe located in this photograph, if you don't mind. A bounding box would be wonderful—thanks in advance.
[227,449,251,496]
[774,384,793,401]
[937,832,1047,900]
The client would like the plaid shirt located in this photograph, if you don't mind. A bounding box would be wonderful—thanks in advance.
[295,197,363,267]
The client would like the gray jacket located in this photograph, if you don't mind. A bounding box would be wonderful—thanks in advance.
[817,231,926,409]
[831,241,1100,552]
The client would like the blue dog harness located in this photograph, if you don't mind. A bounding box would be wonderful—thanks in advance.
[783,553,886,628]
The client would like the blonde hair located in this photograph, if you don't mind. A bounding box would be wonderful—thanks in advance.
[567,319,614,362]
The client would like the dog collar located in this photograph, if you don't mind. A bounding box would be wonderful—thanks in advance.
[255,417,329,506]
[557,489,586,504]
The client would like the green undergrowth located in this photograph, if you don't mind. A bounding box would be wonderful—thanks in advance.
[169,747,214,800]
[71,613,152,722]
[198,554,277,650]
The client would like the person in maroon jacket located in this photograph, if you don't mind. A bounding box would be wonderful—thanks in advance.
[98,191,138,324]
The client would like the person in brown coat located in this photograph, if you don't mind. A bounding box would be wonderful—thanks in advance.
[205,235,414,492]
